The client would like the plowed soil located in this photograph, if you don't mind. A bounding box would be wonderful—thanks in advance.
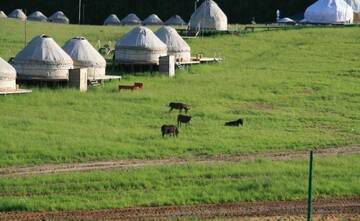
[0,145,359,177]
[0,197,359,221]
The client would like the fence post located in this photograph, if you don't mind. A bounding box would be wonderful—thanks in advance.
[307,150,314,221]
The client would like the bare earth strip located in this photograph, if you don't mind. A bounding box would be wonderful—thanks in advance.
[0,197,359,221]
[0,145,359,177]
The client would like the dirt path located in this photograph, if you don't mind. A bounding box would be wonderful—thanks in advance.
[0,197,359,221]
[1,145,359,177]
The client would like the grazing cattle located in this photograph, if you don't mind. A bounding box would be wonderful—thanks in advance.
[169,102,190,113]
[177,114,192,126]
[118,82,144,92]
[225,119,244,127]
[161,125,179,137]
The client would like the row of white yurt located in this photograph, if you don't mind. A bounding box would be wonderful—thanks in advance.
[114,26,191,64]
[104,13,165,25]
[4,9,69,23]
[0,57,17,92]
[12,35,106,80]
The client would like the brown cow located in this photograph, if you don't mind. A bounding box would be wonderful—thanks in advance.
[161,125,179,137]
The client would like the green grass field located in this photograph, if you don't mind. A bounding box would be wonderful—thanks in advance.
[0,19,359,212]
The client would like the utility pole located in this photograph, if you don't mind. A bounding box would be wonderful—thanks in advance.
[78,0,82,24]
[307,151,314,221]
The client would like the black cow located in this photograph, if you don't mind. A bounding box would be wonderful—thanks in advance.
[177,115,192,126]
[161,125,179,137]
[169,102,190,113]
[225,119,244,127]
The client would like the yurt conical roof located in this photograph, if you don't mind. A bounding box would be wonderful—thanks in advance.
[277,17,296,24]
[189,0,228,31]
[165,15,186,25]
[0,11,7,18]
[304,0,353,24]
[8,9,27,20]
[121,13,141,25]
[115,26,167,64]
[63,37,106,79]
[104,14,121,25]
[49,11,69,24]
[0,57,16,91]
[344,0,360,13]
[28,11,47,22]
[143,14,163,25]
[13,34,73,80]
[155,26,191,62]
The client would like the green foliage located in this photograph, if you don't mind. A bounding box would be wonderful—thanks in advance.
[0,20,359,166]
[0,155,359,211]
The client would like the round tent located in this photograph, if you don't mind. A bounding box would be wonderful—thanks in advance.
[155,26,191,62]
[189,0,228,31]
[63,37,107,80]
[344,0,360,22]
[13,34,73,80]
[0,11,7,19]
[304,0,353,24]
[28,11,47,22]
[104,14,121,25]
[142,14,163,25]
[277,17,296,24]
[0,57,16,91]
[165,15,186,26]
[49,11,69,24]
[8,9,27,20]
[115,26,167,64]
[121,13,142,25]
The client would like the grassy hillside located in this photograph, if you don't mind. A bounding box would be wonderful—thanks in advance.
[0,19,359,166]
[1,155,359,211]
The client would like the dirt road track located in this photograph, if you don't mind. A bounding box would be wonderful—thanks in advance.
[0,197,359,221]
[1,145,359,177]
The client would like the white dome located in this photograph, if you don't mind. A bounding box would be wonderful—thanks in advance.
[8,9,27,20]
[121,13,141,25]
[277,17,296,23]
[104,14,121,25]
[189,0,228,31]
[344,0,360,13]
[115,26,167,64]
[165,15,186,25]
[0,11,7,19]
[13,35,73,80]
[0,57,16,91]
[305,0,354,24]
[63,37,107,80]
[49,11,69,24]
[28,11,47,22]
[155,26,191,62]
[143,14,163,25]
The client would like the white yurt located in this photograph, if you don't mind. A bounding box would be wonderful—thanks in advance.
[28,11,47,22]
[142,14,163,25]
[63,37,107,80]
[48,11,69,24]
[155,26,191,62]
[121,13,142,25]
[0,57,16,91]
[277,17,296,24]
[0,11,7,19]
[104,14,121,25]
[304,0,353,24]
[13,34,73,80]
[8,9,27,20]
[115,26,167,64]
[344,0,360,22]
[165,15,186,25]
[189,0,228,31]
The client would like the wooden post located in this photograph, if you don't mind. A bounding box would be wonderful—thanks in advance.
[307,151,314,221]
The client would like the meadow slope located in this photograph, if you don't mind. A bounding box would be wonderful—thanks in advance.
[0,20,359,166]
